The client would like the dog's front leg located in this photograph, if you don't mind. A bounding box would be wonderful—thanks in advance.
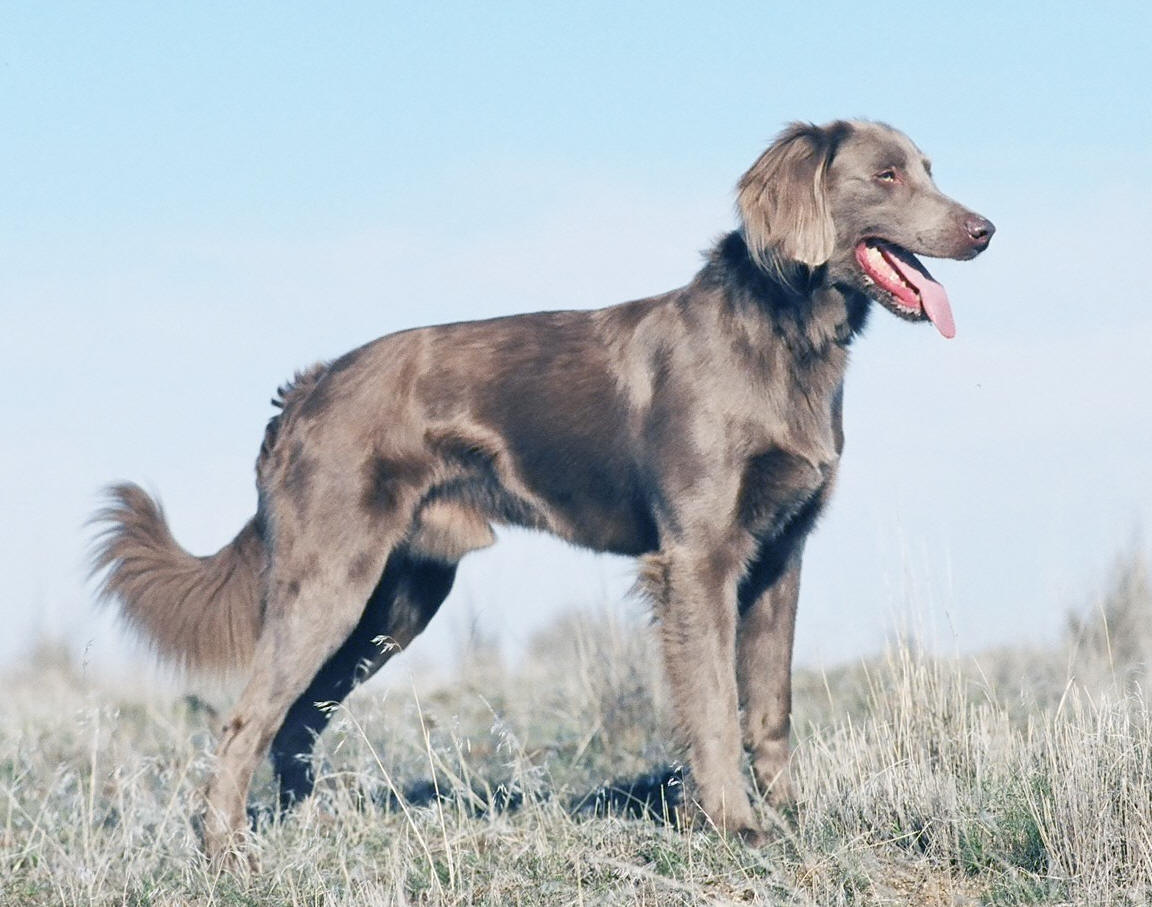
[737,552,801,807]
[646,540,762,842]
[733,451,835,810]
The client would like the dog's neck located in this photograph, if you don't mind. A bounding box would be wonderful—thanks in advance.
[705,231,870,359]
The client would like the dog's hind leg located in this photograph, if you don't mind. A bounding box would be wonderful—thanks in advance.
[200,477,422,865]
[269,549,457,809]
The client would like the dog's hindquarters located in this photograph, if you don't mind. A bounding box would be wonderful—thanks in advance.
[202,414,502,859]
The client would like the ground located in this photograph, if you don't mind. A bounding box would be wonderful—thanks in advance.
[2,553,1151,905]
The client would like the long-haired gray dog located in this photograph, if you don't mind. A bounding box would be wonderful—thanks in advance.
[93,120,993,861]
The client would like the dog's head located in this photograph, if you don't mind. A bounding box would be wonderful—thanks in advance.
[737,120,994,338]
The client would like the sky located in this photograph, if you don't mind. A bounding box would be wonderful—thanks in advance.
[2,2,1151,679]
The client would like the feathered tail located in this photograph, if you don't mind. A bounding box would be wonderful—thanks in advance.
[90,483,265,674]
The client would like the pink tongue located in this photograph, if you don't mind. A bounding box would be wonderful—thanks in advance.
[886,251,956,339]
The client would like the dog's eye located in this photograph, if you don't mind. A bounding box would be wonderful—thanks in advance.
[875,169,898,183]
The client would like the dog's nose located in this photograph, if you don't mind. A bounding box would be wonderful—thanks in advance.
[965,214,995,249]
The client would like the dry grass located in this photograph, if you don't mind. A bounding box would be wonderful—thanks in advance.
[2,551,1151,905]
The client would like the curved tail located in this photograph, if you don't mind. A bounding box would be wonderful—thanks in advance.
[90,483,265,674]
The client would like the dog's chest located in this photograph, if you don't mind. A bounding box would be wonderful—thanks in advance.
[740,364,844,464]
[733,375,844,538]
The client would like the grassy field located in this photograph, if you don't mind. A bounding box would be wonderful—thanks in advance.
[3,552,1151,906]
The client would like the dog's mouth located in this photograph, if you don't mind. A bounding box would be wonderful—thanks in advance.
[854,240,955,339]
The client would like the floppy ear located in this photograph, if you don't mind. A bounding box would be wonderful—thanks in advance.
[737,122,837,272]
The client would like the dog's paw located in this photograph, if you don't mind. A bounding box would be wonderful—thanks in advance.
[734,823,770,848]
[198,810,258,876]
[208,843,261,878]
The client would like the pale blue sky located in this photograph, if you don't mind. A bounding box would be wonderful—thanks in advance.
[2,2,1151,674]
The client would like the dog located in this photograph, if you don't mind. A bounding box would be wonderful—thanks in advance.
[92,119,993,860]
